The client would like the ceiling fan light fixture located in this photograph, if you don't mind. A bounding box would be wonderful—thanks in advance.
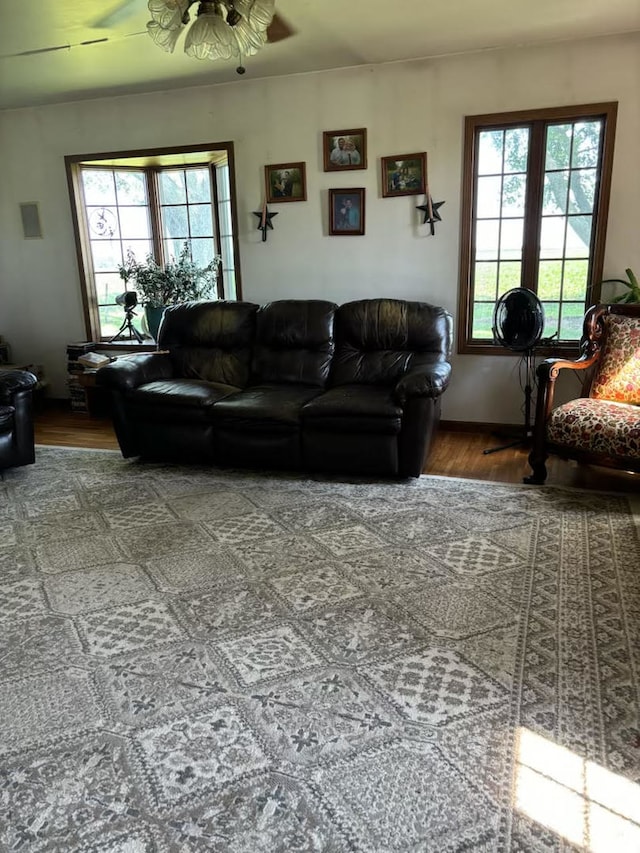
[147,0,276,67]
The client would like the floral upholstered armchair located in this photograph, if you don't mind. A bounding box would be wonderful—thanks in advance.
[525,303,640,484]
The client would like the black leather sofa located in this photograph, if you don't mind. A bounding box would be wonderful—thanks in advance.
[97,298,453,477]
[0,370,37,470]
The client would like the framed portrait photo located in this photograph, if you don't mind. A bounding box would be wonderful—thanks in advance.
[323,128,367,172]
[329,188,365,236]
[381,152,427,197]
[265,162,307,203]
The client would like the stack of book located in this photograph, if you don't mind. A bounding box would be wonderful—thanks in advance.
[66,341,96,412]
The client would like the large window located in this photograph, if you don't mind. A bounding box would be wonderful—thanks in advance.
[458,103,617,354]
[66,143,241,343]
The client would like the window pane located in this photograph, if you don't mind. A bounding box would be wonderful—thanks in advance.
[545,124,572,170]
[191,237,216,267]
[476,176,502,217]
[162,205,189,239]
[538,260,563,300]
[503,127,529,172]
[475,220,500,259]
[472,303,495,339]
[159,171,187,204]
[502,174,526,216]
[91,240,122,272]
[542,172,569,215]
[87,206,119,239]
[217,164,230,199]
[189,204,214,238]
[98,305,123,338]
[186,168,212,202]
[477,130,503,175]
[572,121,601,168]
[559,303,586,339]
[565,216,592,257]
[539,217,566,259]
[122,239,153,261]
[218,198,232,236]
[498,261,522,293]
[164,239,187,261]
[541,302,560,338]
[115,172,147,205]
[474,262,498,298]
[94,272,124,303]
[499,219,524,259]
[563,259,589,299]
[568,169,596,214]
[82,170,116,205]
[119,206,152,239]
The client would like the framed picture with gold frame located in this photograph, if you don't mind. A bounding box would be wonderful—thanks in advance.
[323,128,367,171]
[381,152,426,197]
[329,188,365,236]
[264,162,307,203]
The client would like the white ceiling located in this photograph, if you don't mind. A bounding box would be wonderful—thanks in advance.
[1,0,639,111]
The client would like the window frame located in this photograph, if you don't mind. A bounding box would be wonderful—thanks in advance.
[65,141,243,346]
[457,102,617,356]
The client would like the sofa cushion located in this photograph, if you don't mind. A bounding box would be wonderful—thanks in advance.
[252,300,337,386]
[159,301,258,387]
[302,385,402,434]
[129,379,238,423]
[213,384,323,433]
[547,397,640,460]
[331,299,453,387]
[589,314,640,404]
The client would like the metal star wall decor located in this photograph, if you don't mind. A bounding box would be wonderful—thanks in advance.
[416,194,445,235]
[253,201,278,242]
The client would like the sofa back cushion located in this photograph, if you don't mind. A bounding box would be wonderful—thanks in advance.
[159,301,258,387]
[589,313,640,404]
[252,300,337,386]
[331,299,452,386]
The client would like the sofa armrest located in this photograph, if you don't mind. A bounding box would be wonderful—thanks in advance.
[96,352,174,393]
[0,369,37,404]
[393,362,452,405]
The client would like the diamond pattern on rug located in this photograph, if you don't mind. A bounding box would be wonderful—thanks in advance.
[247,667,398,765]
[133,705,270,807]
[269,564,362,612]
[22,491,83,519]
[16,512,105,545]
[35,533,123,574]
[0,734,144,852]
[83,480,160,508]
[373,509,466,545]
[276,502,362,532]
[0,668,104,753]
[0,578,46,620]
[116,521,214,561]
[307,601,425,664]
[178,582,285,635]
[97,642,231,725]
[77,600,185,656]
[204,511,287,544]
[145,546,246,592]
[230,534,328,576]
[0,545,35,580]
[424,536,524,577]
[101,501,178,531]
[364,648,508,726]
[313,742,497,851]
[217,624,324,685]
[164,771,349,852]
[172,489,257,521]
[43,563,155,614]
[311,524,387,557]
[0,615,83,679]
[345,547,451,591]
[404,582,518,638]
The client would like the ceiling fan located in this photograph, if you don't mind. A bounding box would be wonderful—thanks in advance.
[5,0,295,68]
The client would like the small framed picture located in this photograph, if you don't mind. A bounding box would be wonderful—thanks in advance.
[329,188,365,236]
[264,162,307,203]
[323,128,367,171]
[381,152,427,197]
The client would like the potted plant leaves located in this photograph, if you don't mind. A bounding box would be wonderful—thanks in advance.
[599,267,640,304]
[118,242,221,340]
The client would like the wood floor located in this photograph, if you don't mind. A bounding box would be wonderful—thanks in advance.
[33,403,640,494]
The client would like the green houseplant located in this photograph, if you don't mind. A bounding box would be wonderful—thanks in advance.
[599,267,640,304]
[118,242,221,340]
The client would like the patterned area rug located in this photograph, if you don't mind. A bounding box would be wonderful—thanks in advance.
[1,447,639,852]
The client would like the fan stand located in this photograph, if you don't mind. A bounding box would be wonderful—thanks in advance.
[108,307,144,345]
[483,348,536,455]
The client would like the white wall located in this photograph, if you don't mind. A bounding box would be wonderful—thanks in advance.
[1,32,639,422]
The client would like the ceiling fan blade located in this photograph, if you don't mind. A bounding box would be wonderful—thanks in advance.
[266,13,296,43]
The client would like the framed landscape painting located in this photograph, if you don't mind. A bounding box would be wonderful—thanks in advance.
[381,152,427,197]
[265,162,307,203]
[329,188,365,236]
[323,128,367,172]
